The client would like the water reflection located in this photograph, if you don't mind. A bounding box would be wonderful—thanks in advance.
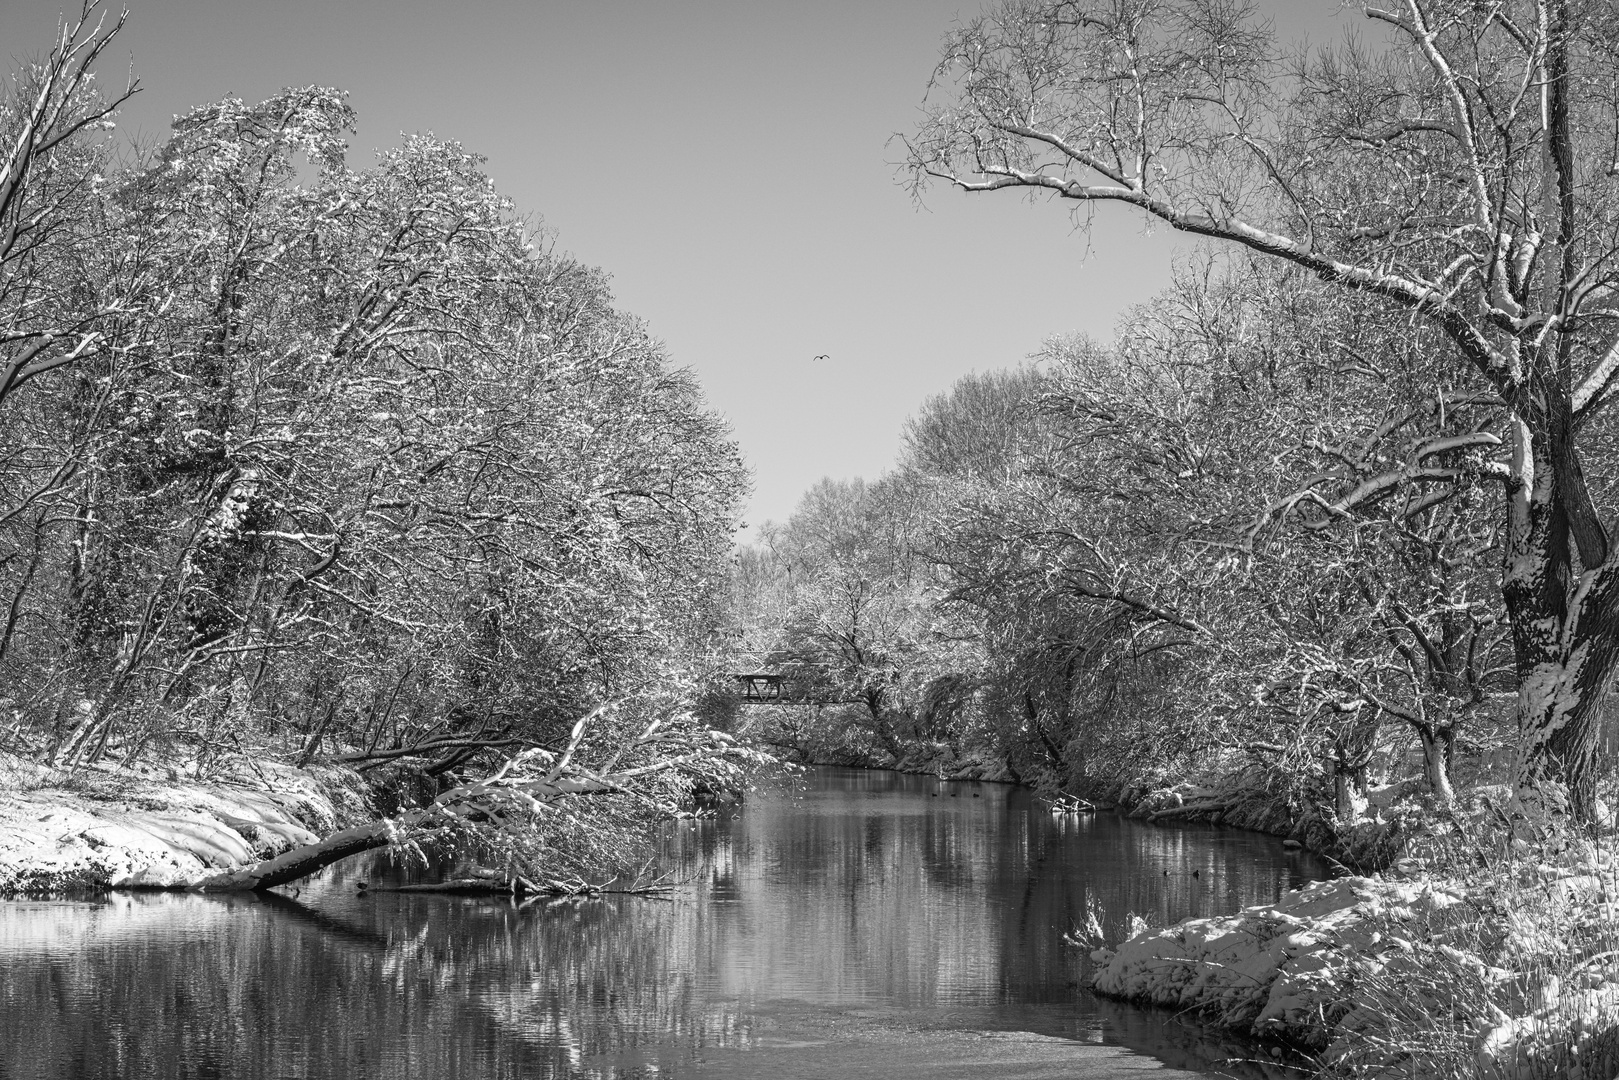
[0,767,1326,1079]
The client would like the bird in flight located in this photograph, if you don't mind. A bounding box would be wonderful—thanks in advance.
[813,354,829,361]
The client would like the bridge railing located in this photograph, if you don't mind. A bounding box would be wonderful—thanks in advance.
[730,671,856,705]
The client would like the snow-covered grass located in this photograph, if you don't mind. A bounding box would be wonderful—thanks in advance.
[1088,794,1619,1078]
[0,752,59,794]
[1328,814,1619,1079]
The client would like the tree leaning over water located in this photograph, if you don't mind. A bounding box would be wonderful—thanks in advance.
[908,0,1619,820]
[974,265,1524,814]
[0,71,753,882]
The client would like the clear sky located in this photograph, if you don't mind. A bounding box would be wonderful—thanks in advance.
[2,0,1351,538]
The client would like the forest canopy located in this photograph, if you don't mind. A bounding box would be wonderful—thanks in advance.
[0,9,752,872]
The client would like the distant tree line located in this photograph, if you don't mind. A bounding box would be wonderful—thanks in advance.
[737,254,1619,839]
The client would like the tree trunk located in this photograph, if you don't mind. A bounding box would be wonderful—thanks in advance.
[863,685,905,759]
[1414,723,1456,807]
[1025,692,1066,771]
[1502,411,1619,822]
[192,771,629,891]
[1329,746,1369,826]
[196,816,407,891]
[186,720,744,892]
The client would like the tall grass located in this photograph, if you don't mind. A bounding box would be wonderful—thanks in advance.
[1329,799,1619,1079]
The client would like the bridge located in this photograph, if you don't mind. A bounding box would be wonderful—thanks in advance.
[730,671,861,705]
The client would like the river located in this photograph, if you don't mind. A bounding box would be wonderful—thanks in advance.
[0,767,1328,1079]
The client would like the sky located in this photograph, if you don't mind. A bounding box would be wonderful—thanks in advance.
[1,0,1352,539]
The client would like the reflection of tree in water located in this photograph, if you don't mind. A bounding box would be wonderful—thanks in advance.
[0,770,1329,1079]
[0,889,749,1079]
[993,808,1322,998]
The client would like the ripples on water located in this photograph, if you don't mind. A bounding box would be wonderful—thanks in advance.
[0,767,1328,1079]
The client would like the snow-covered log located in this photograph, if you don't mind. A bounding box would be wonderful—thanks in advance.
[193,709,759,892]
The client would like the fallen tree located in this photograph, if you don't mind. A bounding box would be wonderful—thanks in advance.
[193,706,766,892]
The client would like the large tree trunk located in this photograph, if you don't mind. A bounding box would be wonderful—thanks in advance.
[1502,411,1619,822]
[196,817,407,891]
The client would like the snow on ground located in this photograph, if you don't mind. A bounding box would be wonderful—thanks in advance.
[1090,873,1619,1077]
[1090,877,1456,1045]
[0,752,365,893]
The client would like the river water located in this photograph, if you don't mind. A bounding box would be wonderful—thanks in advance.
[0,767,1327,1079]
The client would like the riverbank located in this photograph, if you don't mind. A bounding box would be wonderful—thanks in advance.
[777,747,1619,1075]
[773,739,1019,785]
[781,741,1401,869]
[0,751,375,894]
[1088,827,1619,1078]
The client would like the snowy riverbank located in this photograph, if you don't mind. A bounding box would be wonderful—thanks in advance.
[0,753,372,893]
[1089,868,1619,1078]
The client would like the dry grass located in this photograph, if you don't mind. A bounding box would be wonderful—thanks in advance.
[1326,802,1619,1079]
[0,750,61,794]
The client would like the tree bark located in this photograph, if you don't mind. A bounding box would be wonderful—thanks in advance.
[1414,723,1456,808]
[196,816,405,891]
[1329,745,1370,826]
[1502,410,1619,821]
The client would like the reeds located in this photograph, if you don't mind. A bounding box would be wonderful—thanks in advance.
[1328,803,1619,1079]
